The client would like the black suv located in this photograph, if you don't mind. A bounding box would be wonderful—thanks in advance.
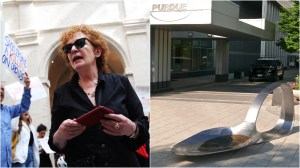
[249,58,284,82]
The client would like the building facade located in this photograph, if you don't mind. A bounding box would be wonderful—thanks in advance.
[1,0,150,129]
[150,0,294,93]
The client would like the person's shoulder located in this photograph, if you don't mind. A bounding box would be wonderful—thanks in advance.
[103,72,125,78]
[53,81,72,94]
[102,73,128,82]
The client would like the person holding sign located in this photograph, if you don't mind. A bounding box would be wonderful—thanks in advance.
[1,73,31,168]
[36,124,53,167]
[48,25,149,167]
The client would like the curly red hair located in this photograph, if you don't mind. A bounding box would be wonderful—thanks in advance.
[59,24,109,73]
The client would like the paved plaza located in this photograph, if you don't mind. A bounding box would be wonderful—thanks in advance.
[150,68,299,167]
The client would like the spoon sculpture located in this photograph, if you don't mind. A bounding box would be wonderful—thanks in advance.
[171,83,294,156]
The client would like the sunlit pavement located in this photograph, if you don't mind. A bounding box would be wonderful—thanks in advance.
[150,68,299,167]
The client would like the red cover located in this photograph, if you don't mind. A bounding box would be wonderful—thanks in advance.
[75,106,114,128]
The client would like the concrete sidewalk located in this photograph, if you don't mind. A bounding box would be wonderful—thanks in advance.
[150,68,299,167]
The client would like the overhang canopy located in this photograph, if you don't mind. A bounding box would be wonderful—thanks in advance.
[150,0,275,41]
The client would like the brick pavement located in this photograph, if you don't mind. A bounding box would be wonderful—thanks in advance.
[150,68,299,167]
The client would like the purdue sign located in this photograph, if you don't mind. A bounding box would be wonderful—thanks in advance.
[150,0,192,23]
[152,3,187,12]
[150,0,212,24]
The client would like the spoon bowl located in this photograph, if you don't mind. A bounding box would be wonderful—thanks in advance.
[171,83,294,156]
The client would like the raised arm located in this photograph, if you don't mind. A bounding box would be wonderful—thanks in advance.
[11,73,31,118]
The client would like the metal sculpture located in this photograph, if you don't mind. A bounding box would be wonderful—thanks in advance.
[171,83,294,156]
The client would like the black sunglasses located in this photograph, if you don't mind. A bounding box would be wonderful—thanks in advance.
[62,38,94,54]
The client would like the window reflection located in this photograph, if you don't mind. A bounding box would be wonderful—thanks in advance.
[171,39,215,73]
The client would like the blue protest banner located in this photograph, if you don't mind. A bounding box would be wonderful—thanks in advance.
[1,35,27,82]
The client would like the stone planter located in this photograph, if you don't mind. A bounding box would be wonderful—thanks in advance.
[293,90,300,100]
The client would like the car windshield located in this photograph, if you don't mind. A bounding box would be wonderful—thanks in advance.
[257,60,276,66]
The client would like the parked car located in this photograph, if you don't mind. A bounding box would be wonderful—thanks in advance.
[249,58,284,82]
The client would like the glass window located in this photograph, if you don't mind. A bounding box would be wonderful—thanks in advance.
[181,47,192,72]
[200,49,208,70]
[207,49,214,69]
[200,40,212,48]
[192,48,201,71]
[171,46,182,72]
[171,38,215,73]
[192,40,200,47]
[173,39,181,45]
[182,39,192,46]
[171,45,192,72]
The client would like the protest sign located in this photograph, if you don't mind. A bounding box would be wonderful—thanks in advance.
[5,77,48,101]
[1,34,27,82]
[38,138,55,154]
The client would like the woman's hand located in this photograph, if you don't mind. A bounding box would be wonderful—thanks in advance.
[53,119,86,149]
[100,114,136,137]
[58,119,86,140]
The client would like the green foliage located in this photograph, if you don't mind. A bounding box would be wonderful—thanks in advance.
[276,0,299,53]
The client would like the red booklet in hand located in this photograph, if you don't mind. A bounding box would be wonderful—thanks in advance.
[75,106,114,128]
